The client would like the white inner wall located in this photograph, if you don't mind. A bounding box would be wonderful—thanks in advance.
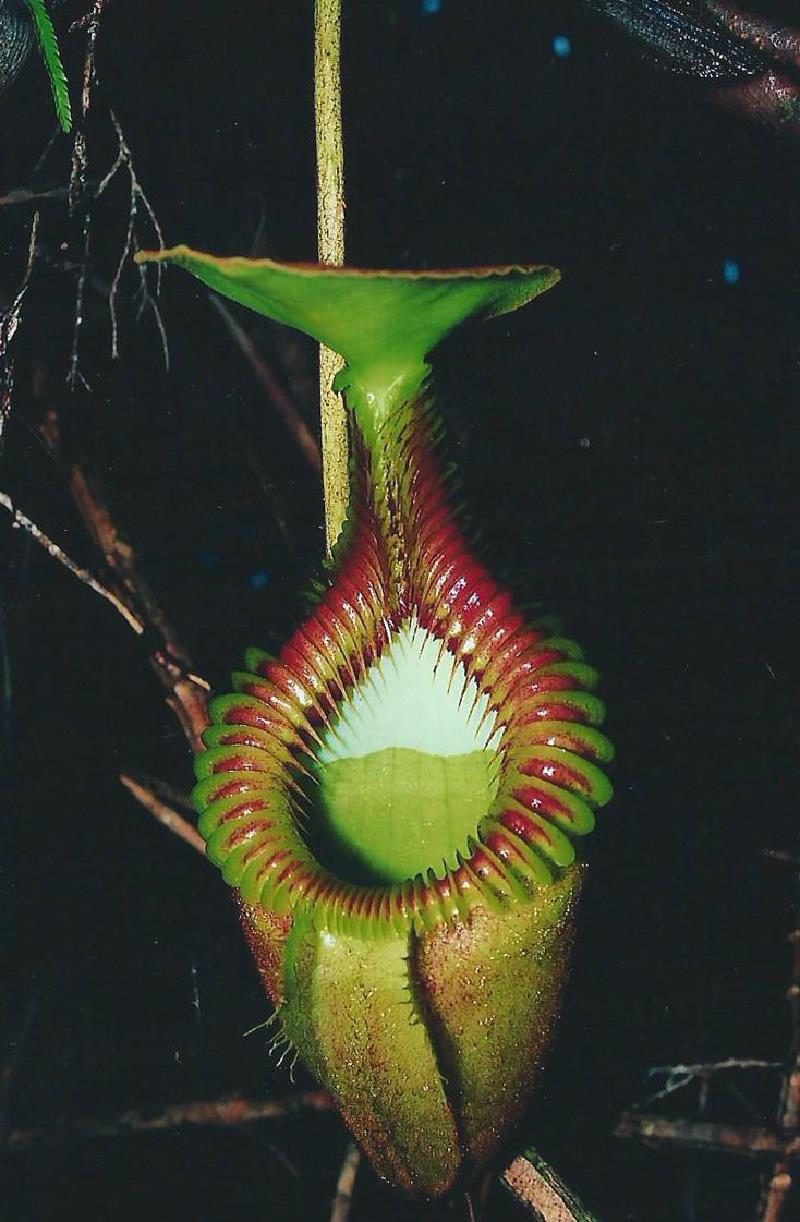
[318,618,500,763]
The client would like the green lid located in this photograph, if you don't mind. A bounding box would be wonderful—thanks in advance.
[135,245,560,378]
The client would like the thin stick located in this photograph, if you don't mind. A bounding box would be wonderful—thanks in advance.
[58,439,182,656]
[645,1057,780,1104]
[0,212,39,453]
[763,849,800,868]
[0,490,144,634]
[1,1004,39,1107]
[6,1090,334,1151]
[106,111,170,370]
[0,212,39,334]
[329,1142,361,1222]
[119,773,205,856]
[0,186,75,206]
[208,293,321,472]
[502,1148,603,1221]
[314,0,349,554]
[68,0,108,211]
[762,1171,793,1222]
[37,411,209,750]
[121,772,195,813]
[614,1113,800,1160]
[758,890,800,1221]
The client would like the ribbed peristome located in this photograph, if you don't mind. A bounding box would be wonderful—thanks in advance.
[193,385,613,941]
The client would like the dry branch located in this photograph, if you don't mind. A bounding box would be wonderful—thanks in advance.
[1,213,40,451]
[329,1143,361,1222]
[757,910,800,1220]
[120,772,195,813]
[763,850,800,869]
[6,1090,334,1152]
[38,411,210,749]
[0,489,144,634]
[0,186,75,206]
[645,1057,780,1103]
[105,111,169,369]
[614,1113,800,1160]
[119,773,205,855]
[208,293,321,472]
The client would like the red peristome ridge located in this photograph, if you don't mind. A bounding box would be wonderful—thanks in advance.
[511,784,576,821]
[196,388,609,937]
[499,807,551,846]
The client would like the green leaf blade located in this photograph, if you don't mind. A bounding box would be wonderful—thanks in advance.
[25,0,72,133]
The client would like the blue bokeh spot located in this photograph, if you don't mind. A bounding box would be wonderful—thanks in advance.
[553,34,572,58]
[723,259,740,285]
[250,570,270,591]
[422,0,442,14]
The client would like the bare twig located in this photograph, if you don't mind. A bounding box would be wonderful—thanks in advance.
[119,773,205,855]
[3,8,165,385]
[0,185,75,206]
[757,903,800,1220]
[502,1148,602,1221]
[3,409,210,750]
[227,409,296,554]
[0,590,11,737]
[71,0,108,116]
[52,436,178,652]
[615,846,800,1217]
[1,1005,39,1110]
[0,490,144,634]
[37,411,210,749]
[645,1057,780,1104]
[6,1090,334,1152]
[108,170,136,355]
[120,772,195,813]
[208,294,321,472]
[158,666,211,754]
[0,212,40,331]
[614,1113,800,1160]
[106,111,169,368]
[64,102,168,385]
[329,1143,361,1222]
[776,930,800,1136]
[63,1,99,378]
[66,213,91,392]
[762,1171,794,1222]
[133,233,169,362]
[1,213,40,452]
[68,0,108,210]
[763,850,800,868]
[1,221,40,737]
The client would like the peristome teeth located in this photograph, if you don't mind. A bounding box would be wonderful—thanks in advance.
[317,616,498,764]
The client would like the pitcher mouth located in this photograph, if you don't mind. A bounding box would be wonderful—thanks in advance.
[192,598,612,939]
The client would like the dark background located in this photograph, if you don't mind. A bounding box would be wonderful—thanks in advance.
[2,1,800,1219]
